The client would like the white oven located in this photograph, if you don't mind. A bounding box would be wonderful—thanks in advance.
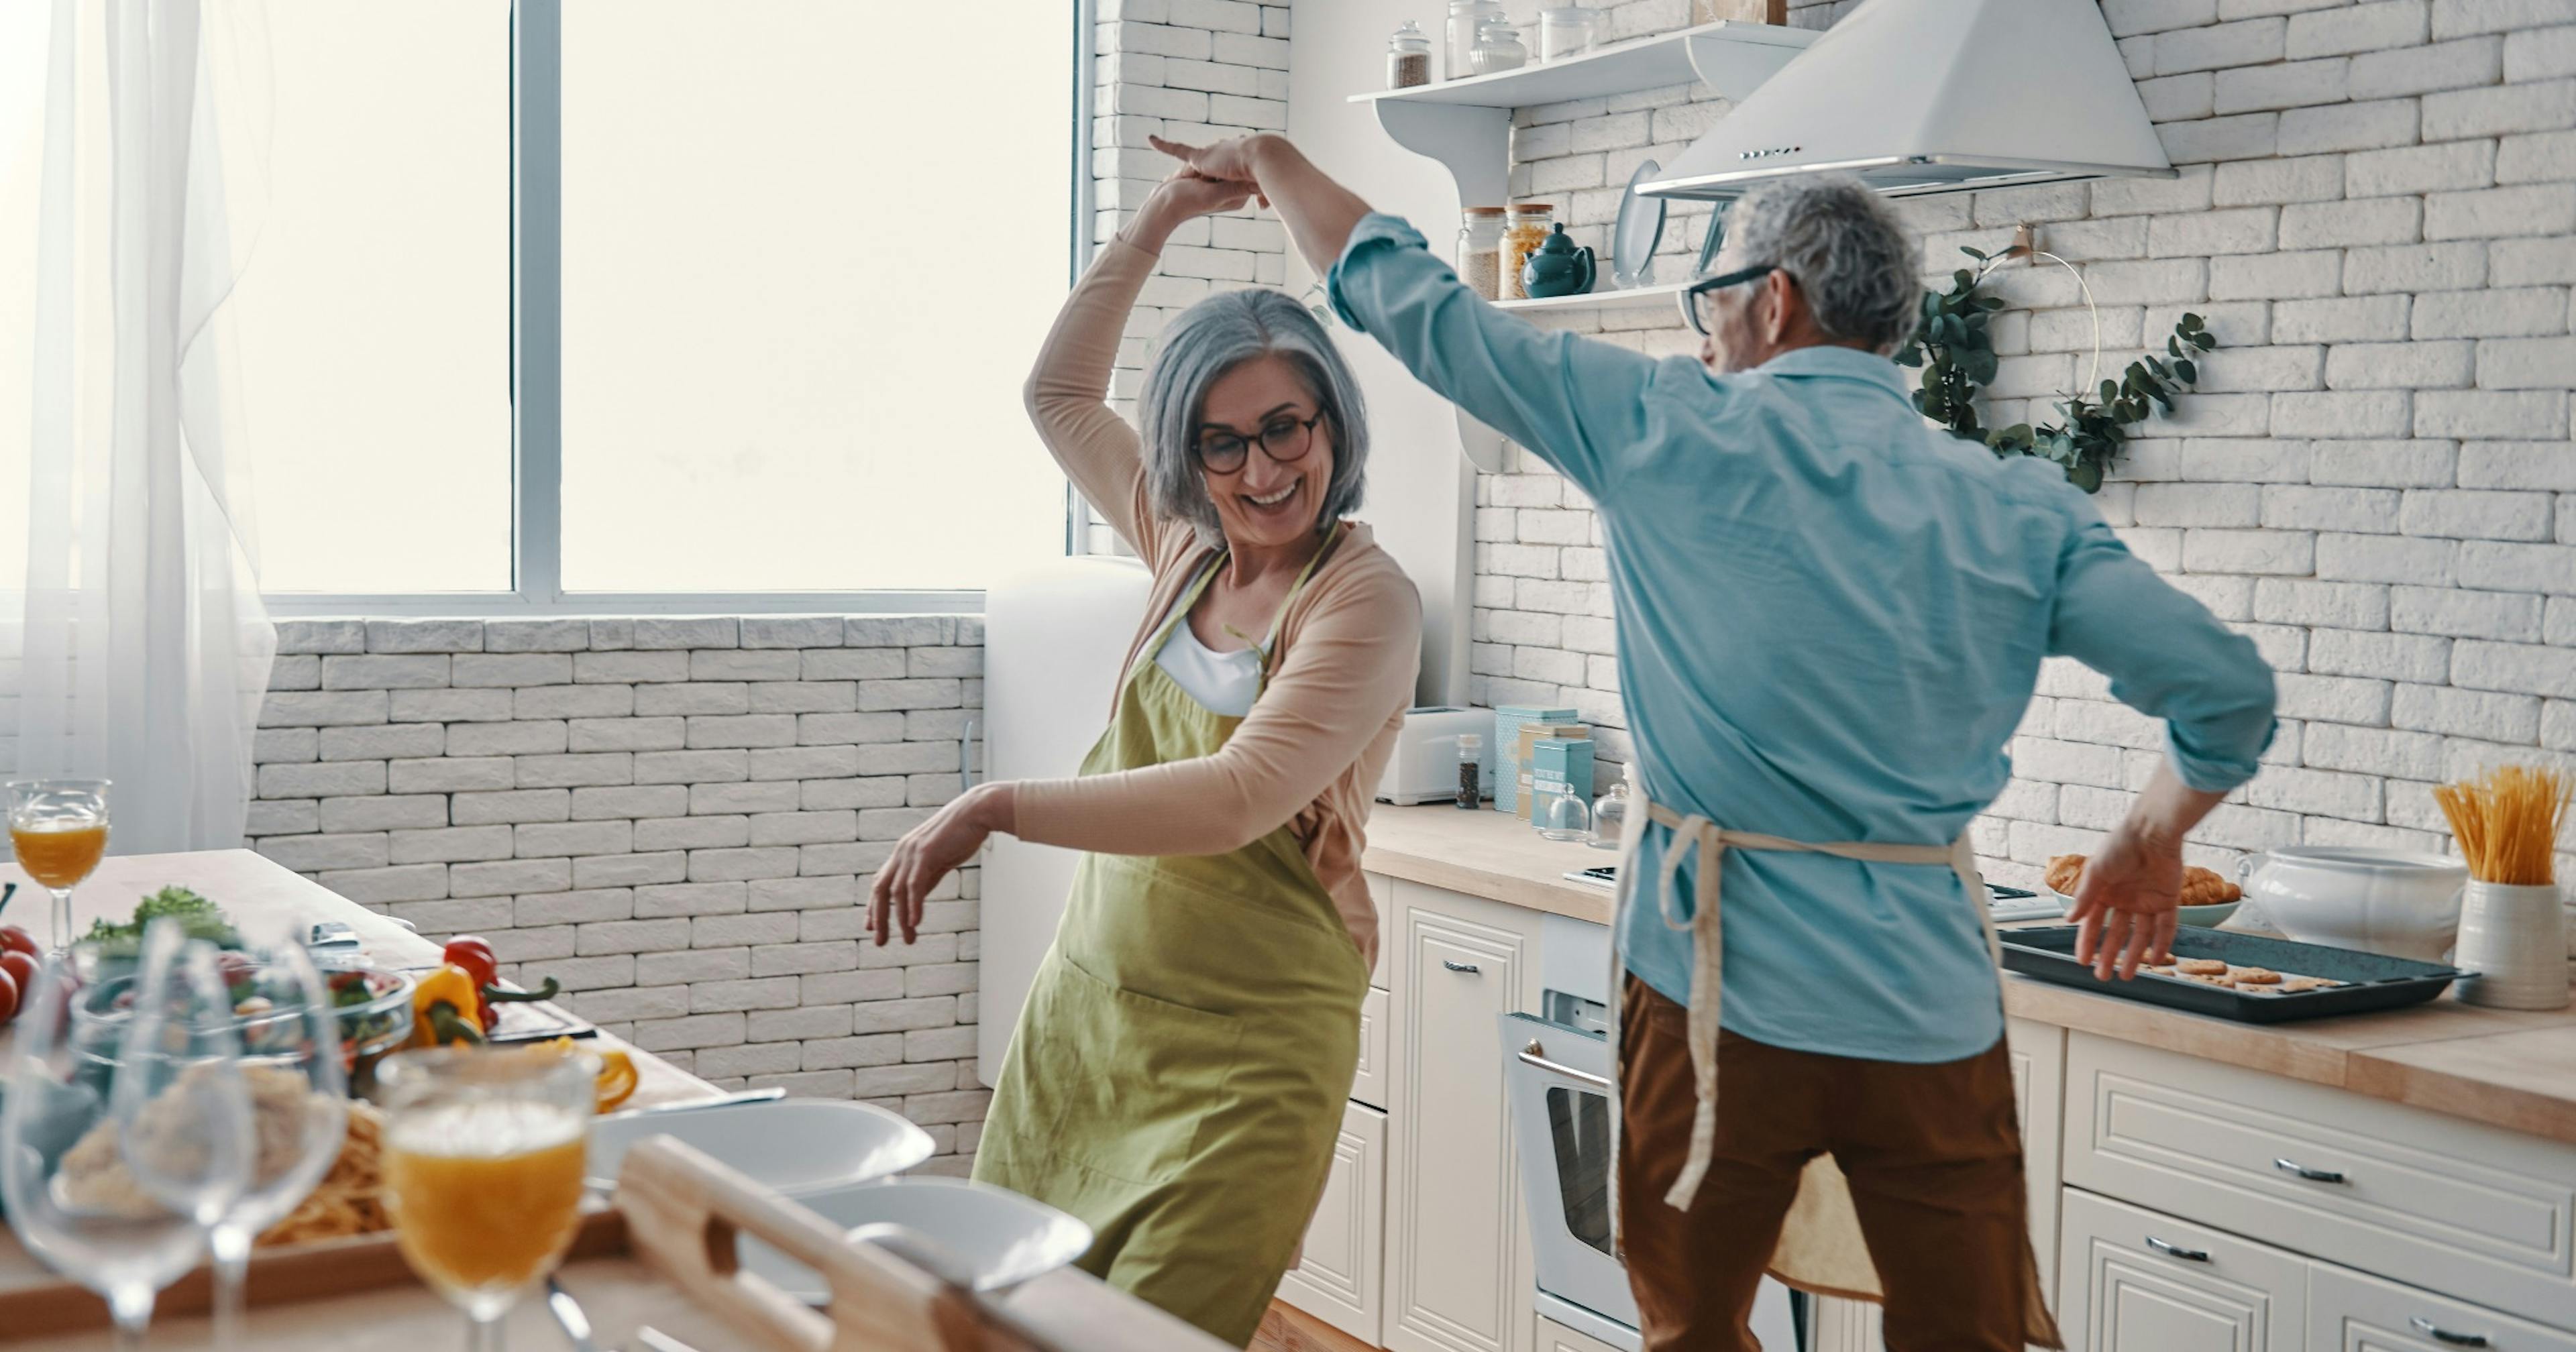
[1500,913,1802,1351]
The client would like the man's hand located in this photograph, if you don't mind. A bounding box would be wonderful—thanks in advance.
[1148,133,1375,278]
[2065,820,2184,981]
[1124,169,1256,254]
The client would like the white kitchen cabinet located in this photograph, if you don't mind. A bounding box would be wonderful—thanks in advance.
[2065,1032,2576,1330]
[1385,879,1546,1352]
[2310,1259,2576,1352]
[2010,1015,2067,1304]
[1278,1102,1391,1347]
[2059,1188,2309,1352]
[1368,870,1394,991]
[1354,984,1393,1111]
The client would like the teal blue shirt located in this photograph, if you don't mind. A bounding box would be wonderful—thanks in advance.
[1330,213,2277,1062]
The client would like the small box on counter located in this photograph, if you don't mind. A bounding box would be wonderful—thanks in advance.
[1514,723,1589,820]
[1492,706,1578,815]
[1529,736,1595,830]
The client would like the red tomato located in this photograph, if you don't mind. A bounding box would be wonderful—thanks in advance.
[0,951,35,1005]
[441,936,499,991]
[0,967,17,1026]
[0,925,36,960]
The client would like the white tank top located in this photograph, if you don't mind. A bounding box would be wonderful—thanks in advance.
[1155,613,1267,718]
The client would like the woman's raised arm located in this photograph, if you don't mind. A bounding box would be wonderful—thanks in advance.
[1023,172,1252,559]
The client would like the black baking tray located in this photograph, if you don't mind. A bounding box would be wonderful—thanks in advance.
[2000,925,2462,1023]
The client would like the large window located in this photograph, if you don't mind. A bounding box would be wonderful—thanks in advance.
[5,1,1084,610]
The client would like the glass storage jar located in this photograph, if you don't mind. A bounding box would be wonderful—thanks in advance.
[1387,21,1433,88]
[1538,5,1602,61]
[1470,21,1530,75]
[1458,206,1507,300]
[1446,0,1505,79]
[1587,775,1629,850]
[1500,203,1554,300]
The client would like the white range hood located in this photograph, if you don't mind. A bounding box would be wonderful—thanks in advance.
[1639,0,2174,202]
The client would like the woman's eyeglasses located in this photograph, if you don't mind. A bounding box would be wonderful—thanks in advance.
[1195,412,1323,474]
[1679,264,1779,337]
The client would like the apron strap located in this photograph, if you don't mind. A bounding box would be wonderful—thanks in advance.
[1624,797,1972,1210]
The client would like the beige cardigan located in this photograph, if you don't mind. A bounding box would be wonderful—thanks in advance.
[1010,235,1420,968]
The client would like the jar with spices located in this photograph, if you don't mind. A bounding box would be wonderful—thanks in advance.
[1537,5,1602,61]
[1470,21,1530,75]
[1387,21,1433,89]
[1445,0,1505,80]
[1499,204,1554,300]
[1457,206,1507,300]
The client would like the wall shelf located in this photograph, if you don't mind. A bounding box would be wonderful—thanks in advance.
[1346,21,1810,471]
[1493,278,1691,313]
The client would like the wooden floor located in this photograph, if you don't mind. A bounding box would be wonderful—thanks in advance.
[1248,1300,1379,1352]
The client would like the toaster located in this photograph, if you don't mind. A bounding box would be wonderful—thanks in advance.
[1377,706,1496,805]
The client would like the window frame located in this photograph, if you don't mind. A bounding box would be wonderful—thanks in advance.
[262,0,1094,617]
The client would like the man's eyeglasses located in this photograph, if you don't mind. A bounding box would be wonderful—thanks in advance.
[1195,412,1323,474]
[1679,264,1779,337]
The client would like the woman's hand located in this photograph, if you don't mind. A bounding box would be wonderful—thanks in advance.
[871,783,1016,946]
[1148,133,1271,194]
[2065,819,2184,981]
[1124,168,1256,253]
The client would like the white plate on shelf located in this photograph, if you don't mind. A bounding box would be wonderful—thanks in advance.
[586,1098,934,1195]
[739,1177,1095,1302]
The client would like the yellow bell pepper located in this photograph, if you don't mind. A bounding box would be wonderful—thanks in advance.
[409,964,487,1048]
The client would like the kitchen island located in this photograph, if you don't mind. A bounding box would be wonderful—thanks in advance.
[1288,803,2576,1352]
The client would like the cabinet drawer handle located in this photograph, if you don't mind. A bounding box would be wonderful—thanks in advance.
[2144,1237,2208,1263]
[2410,1317,2489,1347]
[2273,1157,2345,1184]
[1442,960,1481,974]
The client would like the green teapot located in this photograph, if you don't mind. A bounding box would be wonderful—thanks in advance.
[1520,223,1596,299]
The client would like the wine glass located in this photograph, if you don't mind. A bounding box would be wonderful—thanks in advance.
[1,937,243,1349]
[133,921,349,1349]
[378,1045,598,1351]
[8,778,112,952]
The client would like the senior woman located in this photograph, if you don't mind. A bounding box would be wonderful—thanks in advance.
[863,167,1419,1346]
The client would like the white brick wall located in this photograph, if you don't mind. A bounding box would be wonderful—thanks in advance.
[250,616,990,1172]
[1471,0,2576,886]
[1086,0,1297,555]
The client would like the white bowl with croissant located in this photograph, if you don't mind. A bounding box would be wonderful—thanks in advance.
[2045,854,2243,928]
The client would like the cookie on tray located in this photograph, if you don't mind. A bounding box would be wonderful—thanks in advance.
[2176,958,2229,976]
[2229,966,2282,985]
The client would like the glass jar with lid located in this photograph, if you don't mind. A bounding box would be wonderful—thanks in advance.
[1446,0,1505,80]
[1537,5,1603,61]
[1499,203,1554,300]
[1387,21,1433,88]
[1587,771,1630,850]
[1458,207,1507,300]
[1470,21,1530,76]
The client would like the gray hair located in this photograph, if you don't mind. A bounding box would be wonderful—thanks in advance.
[1723,174,1921,355]
[1140,288,1368,547]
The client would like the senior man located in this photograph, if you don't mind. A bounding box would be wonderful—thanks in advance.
[1154,134,2276,1351]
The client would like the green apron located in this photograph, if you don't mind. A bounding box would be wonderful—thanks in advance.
[973,534,1371,1347]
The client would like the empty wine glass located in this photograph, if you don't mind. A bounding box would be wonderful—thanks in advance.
[109,921,258,1343]
[179,922,349,1349]
[7,779,111,953]
[1,936,241,1349]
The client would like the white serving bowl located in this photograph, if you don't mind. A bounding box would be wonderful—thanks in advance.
[2241,846,2467,962]
[739,1177,1095,1302]
[586,1098,934,1195]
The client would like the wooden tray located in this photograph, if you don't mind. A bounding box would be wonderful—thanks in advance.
[1,1141,1231,1352]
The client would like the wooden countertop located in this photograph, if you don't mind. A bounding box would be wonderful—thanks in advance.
[1360,803,2576,1145]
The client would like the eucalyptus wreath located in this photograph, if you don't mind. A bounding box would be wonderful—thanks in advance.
[1895,245,2218,493]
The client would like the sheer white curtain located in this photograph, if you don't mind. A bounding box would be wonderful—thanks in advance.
[6,0,274,853]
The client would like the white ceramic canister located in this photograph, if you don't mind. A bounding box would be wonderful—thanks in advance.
[2455,881,2571,1010]
[2236,847,2468,962]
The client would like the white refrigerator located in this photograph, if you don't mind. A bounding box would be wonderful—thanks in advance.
[975,555,1153,1086]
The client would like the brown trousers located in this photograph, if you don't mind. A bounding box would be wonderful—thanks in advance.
[1617,977,2040,1352]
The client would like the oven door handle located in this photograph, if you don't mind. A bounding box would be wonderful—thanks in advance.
[1518,1040,1613,1092]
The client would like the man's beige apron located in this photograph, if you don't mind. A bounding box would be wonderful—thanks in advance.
[1607,787,2063,1348]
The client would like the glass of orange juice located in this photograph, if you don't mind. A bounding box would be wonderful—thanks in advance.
[7,778,111,952]
[378,1046,598,1350]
